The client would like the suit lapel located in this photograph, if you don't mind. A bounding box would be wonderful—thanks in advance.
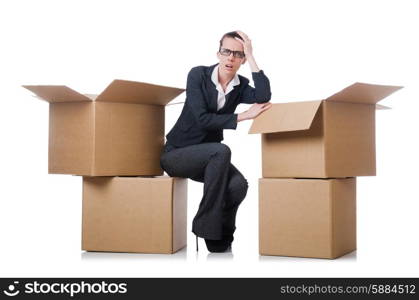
[227,85,240,104]
[217,85,239,113]
[204,63,242,113]
[206,64,219,112]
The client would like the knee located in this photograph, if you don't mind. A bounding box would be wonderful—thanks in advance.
[160,153,172,176]
[228,175,248,203]
[238,177,249,200]
[160,154,167,170]
[214,143,231,160]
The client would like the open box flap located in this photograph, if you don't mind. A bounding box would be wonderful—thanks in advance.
[22,85,92,103]
[249,100,322,134]
[325,82,403,105]
[95,79,185,105]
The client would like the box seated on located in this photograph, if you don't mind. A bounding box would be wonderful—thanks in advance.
[82,176,187,254]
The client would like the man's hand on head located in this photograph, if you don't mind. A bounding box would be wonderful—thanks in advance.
[235,30,260,72]
[235,30,253,58]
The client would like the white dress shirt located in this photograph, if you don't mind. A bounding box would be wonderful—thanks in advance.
[211,65,240,111]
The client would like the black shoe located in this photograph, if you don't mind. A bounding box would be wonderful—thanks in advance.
[204,235,233,253]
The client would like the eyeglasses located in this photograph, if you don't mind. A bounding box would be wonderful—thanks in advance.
[219,48,245,59]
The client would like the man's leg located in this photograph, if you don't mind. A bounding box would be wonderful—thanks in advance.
[190,163,248,252]
[160,142,232,240]
[222,164,249,239]
[175,161,248,240]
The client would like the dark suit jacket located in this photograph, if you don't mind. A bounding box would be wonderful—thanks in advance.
[166,63,271,147]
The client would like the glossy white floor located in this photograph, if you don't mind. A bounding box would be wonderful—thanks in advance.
[1,0,418,278]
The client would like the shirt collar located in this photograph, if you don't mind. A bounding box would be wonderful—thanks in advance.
[211,64,240,94]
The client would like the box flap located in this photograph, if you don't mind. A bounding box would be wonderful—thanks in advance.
[84,94,98,100]
[325,82,403,105]
[95,79,185,105]
[22,85,92,103]
[376,104,391,110]
[249,100,322,134]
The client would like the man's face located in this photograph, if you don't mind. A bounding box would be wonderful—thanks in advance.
[217,37,246,76]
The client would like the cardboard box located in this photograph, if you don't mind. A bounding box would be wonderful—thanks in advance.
[259,177,356,259]
[82,176,187,254]
[250,82,402,178]
[23,80,184,176]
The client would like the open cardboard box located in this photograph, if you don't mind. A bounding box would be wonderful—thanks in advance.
[250,82,402,178]
[23,80,184,176]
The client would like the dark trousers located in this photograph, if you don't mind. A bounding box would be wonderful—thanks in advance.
[160,142,248,240]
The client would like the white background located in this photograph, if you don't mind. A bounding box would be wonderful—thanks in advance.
[0,0,418,277]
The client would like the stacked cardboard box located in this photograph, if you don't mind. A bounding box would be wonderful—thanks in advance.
[250,82,402,259]
[82,176,187,254]
[24,80,187,253]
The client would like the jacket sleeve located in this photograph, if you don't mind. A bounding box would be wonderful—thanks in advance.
[240,70,272,104]
[185,67,238,131]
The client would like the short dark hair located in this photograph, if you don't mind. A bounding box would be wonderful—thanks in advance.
[219,31,243,51]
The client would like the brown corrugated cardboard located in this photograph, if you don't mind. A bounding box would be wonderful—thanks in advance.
[259,178,356,259]
[23,80,184,176]
[82,176,187,254]
[250,82,402,178]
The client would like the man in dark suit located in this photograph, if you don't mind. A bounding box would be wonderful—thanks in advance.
[161,30,272,253]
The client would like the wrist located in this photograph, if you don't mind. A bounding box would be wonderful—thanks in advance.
[237,111,249,122]
[247,56,260,72]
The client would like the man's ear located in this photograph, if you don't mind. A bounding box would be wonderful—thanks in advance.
[241,57,247,65]
[216,51,221,60]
